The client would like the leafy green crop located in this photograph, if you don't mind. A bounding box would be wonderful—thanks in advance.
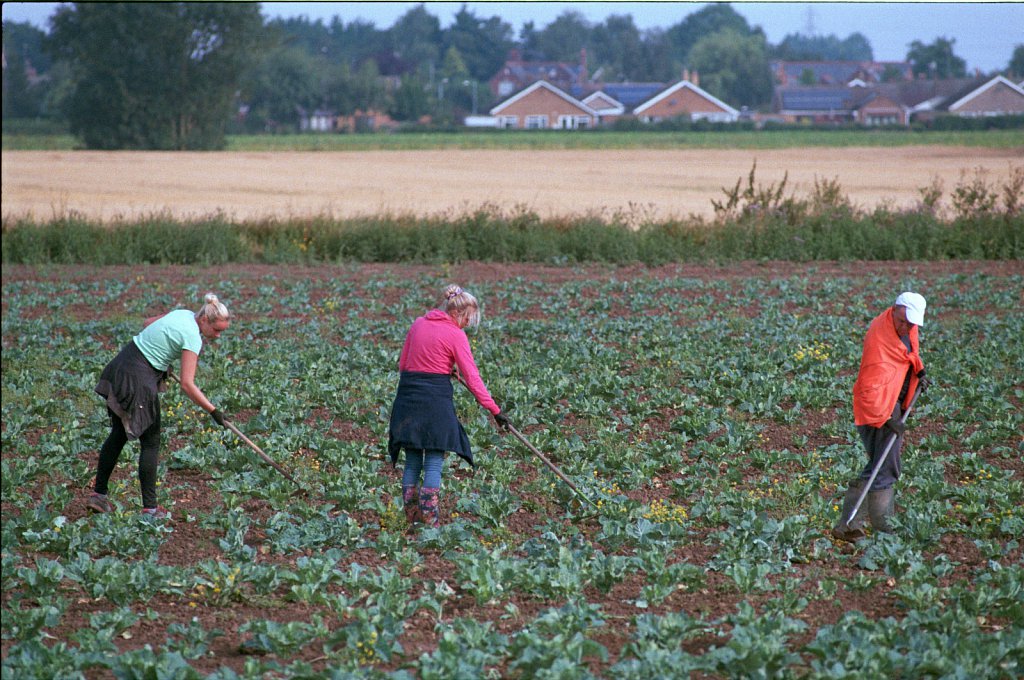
[2,263,1021,677]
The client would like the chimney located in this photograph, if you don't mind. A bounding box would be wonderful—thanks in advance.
[683,68,690,83]
[693,70,699,87]
[579,48,588,85]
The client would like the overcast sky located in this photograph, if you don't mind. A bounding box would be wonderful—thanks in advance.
[3,2,1021,73]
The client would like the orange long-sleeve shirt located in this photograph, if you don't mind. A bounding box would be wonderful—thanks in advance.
[853,307,924,428]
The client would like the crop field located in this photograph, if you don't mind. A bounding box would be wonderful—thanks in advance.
[2,260,1022,678]
[3,146,1021,222]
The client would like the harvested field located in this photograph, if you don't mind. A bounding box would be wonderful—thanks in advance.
[3,146,1020,222]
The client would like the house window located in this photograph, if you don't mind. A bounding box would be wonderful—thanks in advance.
[576,116,590,129]
[865,114,898,126]
[498,81,515,97]
[526,115,548,129]
[557,115,576,129]
[499,116,518,129]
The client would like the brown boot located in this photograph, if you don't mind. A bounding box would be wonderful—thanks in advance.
[402,485,421,527]
[832,483,868,542]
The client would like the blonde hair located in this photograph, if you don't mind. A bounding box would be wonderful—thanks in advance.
[440,284,480,328]
[195,292,230,322]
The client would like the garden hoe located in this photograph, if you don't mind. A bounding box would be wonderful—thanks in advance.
[167,371,303,490]
[453,372,599,510]
[841,383,923,531]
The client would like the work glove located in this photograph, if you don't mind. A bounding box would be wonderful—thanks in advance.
[884,416,905,437]
[494,412,511,432]
[917,370,932,393]
[210,408,227,428]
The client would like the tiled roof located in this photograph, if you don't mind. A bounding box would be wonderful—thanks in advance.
[778,88,855,111]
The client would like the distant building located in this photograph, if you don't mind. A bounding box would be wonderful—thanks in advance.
[486,75,740,129]
[772,75,1024,125]
[771,60,913,86]
[489,49,588,99]
[489,80,598,130]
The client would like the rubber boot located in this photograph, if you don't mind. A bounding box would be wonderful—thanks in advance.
[832,483,869,542]
[402,485,421,527]
[867,487,895,533]
[419,487,441,528]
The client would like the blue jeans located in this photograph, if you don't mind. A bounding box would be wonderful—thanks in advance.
[402,449,445,488]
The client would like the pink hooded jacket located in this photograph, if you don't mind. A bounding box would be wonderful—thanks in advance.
[398,310,500,415]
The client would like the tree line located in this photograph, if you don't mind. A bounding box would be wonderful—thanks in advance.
[4,2,1023,149]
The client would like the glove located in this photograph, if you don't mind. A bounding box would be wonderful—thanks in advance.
[494,412,511,431]
[917,370,932,393]
[210,408,227,428]
[884,417,905,437]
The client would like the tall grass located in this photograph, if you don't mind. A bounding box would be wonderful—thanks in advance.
[4,166,1021,264]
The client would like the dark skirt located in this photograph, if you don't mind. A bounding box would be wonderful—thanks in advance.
[95,341,166,440]
[388,371,473,467]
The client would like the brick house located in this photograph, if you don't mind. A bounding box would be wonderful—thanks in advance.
[633,80,739,123]
[773,76,1024,126]
[946,75,1024,117]
[489,49,587,100]
[488,80,597,130]
[578,82,665,124]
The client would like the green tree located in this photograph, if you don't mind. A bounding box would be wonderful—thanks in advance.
[535,10,590,62]
[688,29,774,108]
[48,2,262,149]
[238,46,319,132]
[389,5,442,70]
[591,14,646,81]
[907,37,967,79]
[1009,45,1024,80]
[773,32,873,61]
[665,4,754,67]
[443,6,514,81]
[390,75,430,121]
[2,21,50,119]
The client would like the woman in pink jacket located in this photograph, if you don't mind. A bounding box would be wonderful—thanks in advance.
[387,284,509,528]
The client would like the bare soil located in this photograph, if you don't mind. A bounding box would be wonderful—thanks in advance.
[3,260,1021,677]
[3,147,1020,222]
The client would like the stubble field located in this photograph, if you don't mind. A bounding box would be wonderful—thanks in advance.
[3,146,1021,222]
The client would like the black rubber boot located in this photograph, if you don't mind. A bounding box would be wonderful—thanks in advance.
[832,483,869,542]
[867,487,895,533]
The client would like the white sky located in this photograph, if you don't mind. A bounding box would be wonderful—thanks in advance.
[3,2,1021,73]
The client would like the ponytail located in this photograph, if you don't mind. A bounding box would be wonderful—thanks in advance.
[440,284,481,328]
[196,292,230,322]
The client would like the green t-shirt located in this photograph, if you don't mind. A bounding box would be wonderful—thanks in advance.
[133,309,203,371]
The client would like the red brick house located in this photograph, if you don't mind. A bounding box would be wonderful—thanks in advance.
[488,80,597,130]
[489,49,588,100]
[946,75,1024,117]
[632,80,739,123]
[773,76,1024,126]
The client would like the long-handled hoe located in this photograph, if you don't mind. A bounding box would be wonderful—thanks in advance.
[843,383,923,529]
[167,371,303,490]
[453,373,599,510]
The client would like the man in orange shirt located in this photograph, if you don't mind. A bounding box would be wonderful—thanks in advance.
[833,292,928,541]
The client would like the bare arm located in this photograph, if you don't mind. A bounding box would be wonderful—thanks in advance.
[178,350,216,413]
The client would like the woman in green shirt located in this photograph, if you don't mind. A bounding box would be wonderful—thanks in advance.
[87,293,231,519]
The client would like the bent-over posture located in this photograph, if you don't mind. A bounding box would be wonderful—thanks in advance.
[87,293,231,519]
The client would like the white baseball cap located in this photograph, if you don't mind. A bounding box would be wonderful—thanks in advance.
[895,292,926,326]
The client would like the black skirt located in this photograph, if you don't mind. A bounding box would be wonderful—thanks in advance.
[387,371,473,467]
[95,341,166,440]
